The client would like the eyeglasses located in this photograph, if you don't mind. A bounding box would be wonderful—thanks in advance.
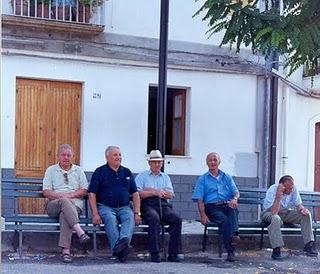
[63,173,69,184]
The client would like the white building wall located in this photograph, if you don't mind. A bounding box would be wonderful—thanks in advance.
[105,0,224,45]
[277,84,320,191]
[2,55,258,177]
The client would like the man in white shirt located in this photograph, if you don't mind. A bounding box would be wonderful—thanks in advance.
[261,175,317,260]
[135,150,182,263]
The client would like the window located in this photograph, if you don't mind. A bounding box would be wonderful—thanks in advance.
[147,87,187,156]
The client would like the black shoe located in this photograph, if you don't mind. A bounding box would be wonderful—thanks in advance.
[167,254,181,262]
[304,241,318,257]
[271,247,285,261]
[226,252,235,262]
[113,237,129,256]
[118,245,130,263]
[151,253,161,263]
[231,235,241,246]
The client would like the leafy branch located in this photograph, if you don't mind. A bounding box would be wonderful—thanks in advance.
[194,0,320,75]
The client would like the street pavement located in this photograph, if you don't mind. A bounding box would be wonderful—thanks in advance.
[2,248,320,274]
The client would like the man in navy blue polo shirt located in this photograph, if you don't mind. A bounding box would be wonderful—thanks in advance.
[192,152,240,262]
[88,145,141,262]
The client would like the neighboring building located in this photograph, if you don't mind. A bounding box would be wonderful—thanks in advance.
[2,0,320,219]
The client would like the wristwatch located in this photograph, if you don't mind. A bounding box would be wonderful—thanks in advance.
[134,212,141,216]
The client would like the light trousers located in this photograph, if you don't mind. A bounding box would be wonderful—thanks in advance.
[46,198,81,249]
[261,209,314,248]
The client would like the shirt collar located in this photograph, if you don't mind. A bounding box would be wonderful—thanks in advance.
[55,163,75,173]
[206,169,224,179]
[148,170,163,176]
[106,163,122,173]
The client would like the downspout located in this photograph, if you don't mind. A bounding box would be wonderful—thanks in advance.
[280,85,289,174]
[262,75,271,188]
[269,65,278,185]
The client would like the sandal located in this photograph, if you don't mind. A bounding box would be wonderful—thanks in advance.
[79,233,90,245]
[62,253,73,263]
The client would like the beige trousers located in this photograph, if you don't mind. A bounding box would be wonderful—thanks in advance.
[46,198,81,249]
[261,209,314,249]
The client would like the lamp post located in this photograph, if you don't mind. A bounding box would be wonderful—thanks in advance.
[156,0,169,167]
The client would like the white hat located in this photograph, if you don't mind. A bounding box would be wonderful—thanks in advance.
[148,150,164,161]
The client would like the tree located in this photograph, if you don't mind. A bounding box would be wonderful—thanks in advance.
[194,0,320,75]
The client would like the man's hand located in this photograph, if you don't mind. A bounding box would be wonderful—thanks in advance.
[300,207,310,216]
[229,198,238,209]
[200,214,209,225]
[134,214,142,225]
[92,213,102,225]
[275,184,285,199]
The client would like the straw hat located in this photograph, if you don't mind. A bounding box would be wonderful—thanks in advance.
[148,150,164,161]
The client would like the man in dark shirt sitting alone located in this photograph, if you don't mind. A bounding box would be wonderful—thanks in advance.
[88,145,141,262]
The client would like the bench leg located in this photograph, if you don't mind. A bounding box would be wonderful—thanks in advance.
[93,231,97,258]
[202,225,208,252]
[19,230,23,258]
[260,227,264,249]
[218,232,223,258]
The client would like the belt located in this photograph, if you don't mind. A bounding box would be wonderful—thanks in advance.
[207,201,229,206]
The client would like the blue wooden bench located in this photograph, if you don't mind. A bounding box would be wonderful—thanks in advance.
[2,178,168,258]
[202,187,320,256]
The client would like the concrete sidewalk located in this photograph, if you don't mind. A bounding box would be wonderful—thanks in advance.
[2,248,320,274]
[2,220,320,273]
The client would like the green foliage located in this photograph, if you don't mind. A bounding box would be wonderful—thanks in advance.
[79,0,105,6]
[194,0,320,75]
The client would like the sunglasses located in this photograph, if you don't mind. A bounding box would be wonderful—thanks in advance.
[63,173,69,184]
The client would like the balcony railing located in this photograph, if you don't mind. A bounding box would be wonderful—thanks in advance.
[303,59,320,77]
[7,0,105,25]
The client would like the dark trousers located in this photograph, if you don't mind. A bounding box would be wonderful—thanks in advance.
[205,203,239,253]
[142,199,182,255]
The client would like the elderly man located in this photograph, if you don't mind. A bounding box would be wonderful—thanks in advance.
[88,145,141,263]
[261,175,318,260]
[192,152,240,262]
[43,144,90,263]
[135,150,182,263]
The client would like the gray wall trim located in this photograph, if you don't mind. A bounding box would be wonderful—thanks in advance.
[2,26,265,75]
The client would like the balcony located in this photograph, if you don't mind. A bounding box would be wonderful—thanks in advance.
[2,0,105,33]
[303,59,320,78]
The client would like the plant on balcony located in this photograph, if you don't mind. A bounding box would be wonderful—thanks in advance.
[78,0,105,23]
[12,0,28,16]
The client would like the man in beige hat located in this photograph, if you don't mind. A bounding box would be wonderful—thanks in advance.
[135,150,182,263]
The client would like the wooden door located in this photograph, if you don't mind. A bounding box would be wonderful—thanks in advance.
[15,78,82,214]
[314,122,320,220]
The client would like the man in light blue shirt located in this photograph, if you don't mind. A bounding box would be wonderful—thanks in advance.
[192,152,240,262]
[261,175,317,260]
[135,150,182,263]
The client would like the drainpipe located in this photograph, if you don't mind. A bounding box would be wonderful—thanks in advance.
[262,75,271,188]
[280,85,289,174]
[269,60,278,186]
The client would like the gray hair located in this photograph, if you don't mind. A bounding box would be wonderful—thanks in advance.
[105,145,120,157]
[206,152,221,163]
[58,144,73,155]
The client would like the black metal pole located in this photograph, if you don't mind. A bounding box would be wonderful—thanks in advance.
[156,0,169,166]
[269,56,278,185]
[268,0,280,186]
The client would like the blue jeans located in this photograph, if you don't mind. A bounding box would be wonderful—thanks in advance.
[205,204,239,253]
[98,204,135,252]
